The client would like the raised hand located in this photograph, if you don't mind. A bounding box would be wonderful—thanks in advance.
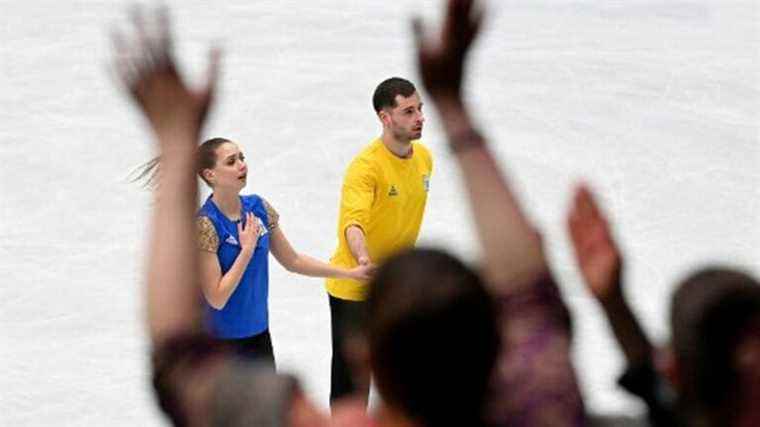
[111,6,220,141]
[568,185,655,366]
[413,0,483,101]
[567,184,623,304]
[238,213,261,255]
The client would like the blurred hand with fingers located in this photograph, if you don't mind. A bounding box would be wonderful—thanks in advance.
[413,0,482,102]
[567,184,623,305]
[566,184,653,370]
[111,5,219,141]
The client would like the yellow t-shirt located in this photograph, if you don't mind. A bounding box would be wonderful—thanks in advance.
[327,138,433,301]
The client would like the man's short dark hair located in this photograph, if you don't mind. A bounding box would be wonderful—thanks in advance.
[372,77,417,113]
[367,248,498,426]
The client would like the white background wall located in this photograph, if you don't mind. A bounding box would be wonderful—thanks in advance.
[1,1,757,425]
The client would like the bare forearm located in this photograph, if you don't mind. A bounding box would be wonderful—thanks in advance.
[208,250,253,309]
[600,295,653,366]
[346,225,370,264]
[436,98,545,289]
[287,253,350,279]
[147,136,201,344]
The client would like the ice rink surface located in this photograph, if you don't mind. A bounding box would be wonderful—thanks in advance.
[1,0,758,425]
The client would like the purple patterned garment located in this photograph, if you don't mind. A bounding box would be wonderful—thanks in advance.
[485,273,586,427]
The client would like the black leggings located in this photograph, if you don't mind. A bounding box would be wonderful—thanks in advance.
[329,295,369,409]
[223,329,276,370]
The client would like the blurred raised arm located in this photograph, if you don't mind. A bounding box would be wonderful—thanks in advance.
[413,0,544,290]
[567,185,653,366]
[413,1,585,425]
[112,6,219,345]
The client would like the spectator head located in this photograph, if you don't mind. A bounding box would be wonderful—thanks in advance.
[667,267,760,422]
[367,248,499,426]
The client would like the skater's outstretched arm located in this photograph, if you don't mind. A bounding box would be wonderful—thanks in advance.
[269,227,373,281]
[413,0,584,424]
[567,184,653,366]
[112,5,219,344]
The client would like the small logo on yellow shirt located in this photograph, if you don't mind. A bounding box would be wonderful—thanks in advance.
[422,175,430,192]
[389,185,399,196]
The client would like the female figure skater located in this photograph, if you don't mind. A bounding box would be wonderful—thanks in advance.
[188,136,372,367]
[115,8,372,425]
[116,0,584,424]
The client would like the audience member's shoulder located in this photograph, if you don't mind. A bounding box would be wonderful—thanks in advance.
[211,360,299,427]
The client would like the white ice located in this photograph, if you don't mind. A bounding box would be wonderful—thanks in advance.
[1,0,758,425]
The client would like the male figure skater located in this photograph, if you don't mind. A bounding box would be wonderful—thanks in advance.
[326,77,433,410]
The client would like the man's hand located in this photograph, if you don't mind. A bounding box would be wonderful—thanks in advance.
[567,184,623,304]
[413,0,482,102]
[345,225,372,273]
[111,6,220,142]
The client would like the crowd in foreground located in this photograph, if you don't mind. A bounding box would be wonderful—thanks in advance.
[112,0,760,425]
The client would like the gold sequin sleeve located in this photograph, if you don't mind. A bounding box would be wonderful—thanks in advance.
[262,198,280,230]
[196,216,219,253]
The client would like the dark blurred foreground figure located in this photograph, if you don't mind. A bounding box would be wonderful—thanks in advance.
[395,0,586,425]
[113,0,586,425]
[366,249,499,426]
[568,186,760,427]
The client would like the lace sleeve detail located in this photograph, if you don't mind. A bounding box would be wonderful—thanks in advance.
[196,216,219,252]
[262,199,280,230]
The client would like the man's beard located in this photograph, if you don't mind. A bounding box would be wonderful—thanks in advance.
[393,127,419,143]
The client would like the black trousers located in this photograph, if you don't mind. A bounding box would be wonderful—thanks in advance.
[329,295,369,409]
[223,329,276,370]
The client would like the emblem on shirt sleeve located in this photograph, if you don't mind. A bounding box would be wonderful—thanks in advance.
[256,216,269,236]
[422,175,430,192]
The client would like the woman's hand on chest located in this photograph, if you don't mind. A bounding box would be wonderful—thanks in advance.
[237,212,261,255]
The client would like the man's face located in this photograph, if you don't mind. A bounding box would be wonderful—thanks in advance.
[381,92,425,143]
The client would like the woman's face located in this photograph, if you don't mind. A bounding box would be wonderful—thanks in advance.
[207,142,248,191]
